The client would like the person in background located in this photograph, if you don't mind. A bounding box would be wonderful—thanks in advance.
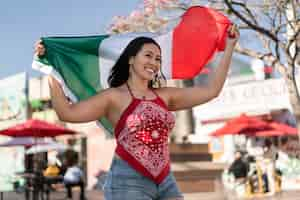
[228,151,249,197]
[63,151,85,200]
[274,137,290,189]
[228,151,249,182]
[262,139,277,194]
[246,137,265,158]
[264,139,277,161]
[43,156,61,177]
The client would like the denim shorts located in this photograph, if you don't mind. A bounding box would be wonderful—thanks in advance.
[103,156,183,200]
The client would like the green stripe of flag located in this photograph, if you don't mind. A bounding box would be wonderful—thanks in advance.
[35,35,114,136]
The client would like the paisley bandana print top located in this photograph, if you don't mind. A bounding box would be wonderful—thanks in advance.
[115,84,175,184]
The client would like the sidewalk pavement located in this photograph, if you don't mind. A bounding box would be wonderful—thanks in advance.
[2,189,300,200]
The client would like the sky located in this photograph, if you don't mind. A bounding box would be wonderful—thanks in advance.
[0,0,140,79]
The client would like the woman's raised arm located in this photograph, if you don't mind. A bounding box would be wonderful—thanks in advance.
[35,40,112,123]
[48,76,112,123]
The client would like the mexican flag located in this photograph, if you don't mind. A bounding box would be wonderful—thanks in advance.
[32,6,231,136]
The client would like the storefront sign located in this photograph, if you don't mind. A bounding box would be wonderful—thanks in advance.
[0,73,26,191]
[194,78,291,121]
[0,73,27,129]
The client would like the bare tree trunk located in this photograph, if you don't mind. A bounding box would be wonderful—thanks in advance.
[286,1,300,138]
[284,71,300,135]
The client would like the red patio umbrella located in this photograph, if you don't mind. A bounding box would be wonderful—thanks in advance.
[254,130,297,137]
[0,119,76,137]
[269,121,298,135]
[210,114,270,137]
[253,121,298,137]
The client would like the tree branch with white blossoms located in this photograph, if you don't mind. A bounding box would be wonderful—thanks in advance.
[108,0,194,34]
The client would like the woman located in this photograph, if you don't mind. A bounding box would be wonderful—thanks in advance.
[35,25,239,200]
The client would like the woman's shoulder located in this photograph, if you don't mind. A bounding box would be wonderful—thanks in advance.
[96,86,126,97]
[98,85,130,103]
[153,86,175,105]
[106,85,128,95]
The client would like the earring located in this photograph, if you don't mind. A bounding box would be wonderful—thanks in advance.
[153,73,164,88]
[153,74,160,88]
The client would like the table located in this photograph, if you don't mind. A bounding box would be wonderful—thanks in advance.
[15,172,63,200]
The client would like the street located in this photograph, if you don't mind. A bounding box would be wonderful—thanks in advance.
[2,190,300,200]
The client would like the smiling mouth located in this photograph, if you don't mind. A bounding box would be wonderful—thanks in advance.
[145,68,156,74]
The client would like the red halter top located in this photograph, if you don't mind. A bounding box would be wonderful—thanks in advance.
[115,83,175,184]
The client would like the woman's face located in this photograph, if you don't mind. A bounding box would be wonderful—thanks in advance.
[129,43,161,81]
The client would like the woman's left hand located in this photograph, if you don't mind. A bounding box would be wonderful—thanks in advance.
[226,24,240,47]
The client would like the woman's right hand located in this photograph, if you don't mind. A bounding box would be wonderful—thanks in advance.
[34,40,46,56]
[48,76,63,91]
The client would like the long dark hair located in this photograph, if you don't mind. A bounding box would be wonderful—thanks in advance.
[108,37,162,88]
